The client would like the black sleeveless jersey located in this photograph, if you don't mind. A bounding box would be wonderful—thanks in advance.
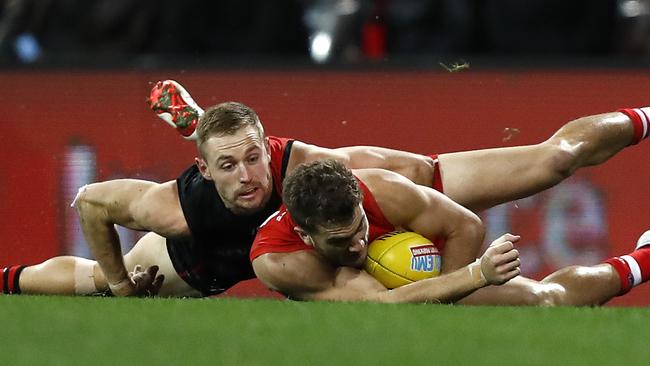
[167,138,294,295]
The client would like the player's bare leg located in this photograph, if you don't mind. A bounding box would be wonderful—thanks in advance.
[3,232,200,297]
[439,110,648,212]
[120,232,201,297]
[457,265,620,306]
[13,257,102,295]
[458,230,650,306]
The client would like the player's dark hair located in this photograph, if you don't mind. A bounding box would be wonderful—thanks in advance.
[283,159,363,232]
[196,101,265,153]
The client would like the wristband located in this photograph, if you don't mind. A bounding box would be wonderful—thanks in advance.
[108,278,132,295]
[468,259,488,287]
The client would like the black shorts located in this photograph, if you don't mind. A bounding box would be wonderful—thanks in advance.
[166,236,256,296]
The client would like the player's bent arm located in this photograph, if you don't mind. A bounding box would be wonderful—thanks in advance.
[72,179,188,293]
[359,169,485,273]
[252,242,519,303]
[289,141,436,186]
[73,179,189,235]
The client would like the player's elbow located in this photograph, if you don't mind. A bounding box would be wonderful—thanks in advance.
[71,183,108,220]
[459,211,486,243]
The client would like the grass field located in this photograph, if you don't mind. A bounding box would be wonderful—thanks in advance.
[1,295,648,365]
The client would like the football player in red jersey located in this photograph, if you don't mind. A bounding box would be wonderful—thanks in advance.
[252,159,649,305]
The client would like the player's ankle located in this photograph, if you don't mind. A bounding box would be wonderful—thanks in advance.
[618,108,649,145]
[1,265,27,294]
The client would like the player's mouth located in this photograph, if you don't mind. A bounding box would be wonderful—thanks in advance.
[238,187,259,200]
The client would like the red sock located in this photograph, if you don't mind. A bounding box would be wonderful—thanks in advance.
[1,265,26,294]
[427,154,444,193]
[618,108,650,145]
[604,248,650,295]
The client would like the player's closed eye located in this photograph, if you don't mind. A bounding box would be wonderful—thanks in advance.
[328,237,352,247]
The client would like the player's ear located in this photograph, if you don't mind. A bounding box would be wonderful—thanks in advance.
[263,138,271,160]
[195,157,212,180]
[294,226,314,246]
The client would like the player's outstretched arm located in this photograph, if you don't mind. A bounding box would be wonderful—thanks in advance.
[72,179,187,296]
[252,235,520,303]
[289,142,437,187]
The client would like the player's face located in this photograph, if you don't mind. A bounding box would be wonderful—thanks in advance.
[309,204,370,268]
[199,126,273,215]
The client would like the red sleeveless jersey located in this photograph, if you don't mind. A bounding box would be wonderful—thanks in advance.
[267,136,292,195]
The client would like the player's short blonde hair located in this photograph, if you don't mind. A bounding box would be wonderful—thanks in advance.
[196,102,266,155]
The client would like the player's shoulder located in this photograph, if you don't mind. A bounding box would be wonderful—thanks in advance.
[355,168,425,223]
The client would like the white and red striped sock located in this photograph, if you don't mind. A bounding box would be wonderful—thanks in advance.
[604,230,650,294]
[618,108,650,145]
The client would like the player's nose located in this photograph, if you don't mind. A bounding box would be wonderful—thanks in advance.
[238,164,252,182]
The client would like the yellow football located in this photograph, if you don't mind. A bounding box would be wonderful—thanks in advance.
[364,231,442,288]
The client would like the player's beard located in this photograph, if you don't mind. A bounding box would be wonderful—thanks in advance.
[223,170,273,215]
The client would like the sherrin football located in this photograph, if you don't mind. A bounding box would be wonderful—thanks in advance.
[364,231,442,288]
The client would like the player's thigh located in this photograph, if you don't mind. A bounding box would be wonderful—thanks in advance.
[457,276,562,306]
[123,232,201,297]
[438,143,562,211]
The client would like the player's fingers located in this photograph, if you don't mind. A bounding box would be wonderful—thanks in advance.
[504,267,521,281]
[505,234,521,244]
[133,264,142,273]
[146,265,159,277]
[130,273,145,287]
[151,275,165,295]
[494,249,519,264]
[490,233,520,247]
[132,269,151,284]
[488,241,514,255]
[497,258,521,273]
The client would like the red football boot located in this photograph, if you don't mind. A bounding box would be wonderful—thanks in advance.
[148,80,204,140]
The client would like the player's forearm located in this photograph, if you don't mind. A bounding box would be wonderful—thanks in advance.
[79,219,129,285]
[339,146,435,186]
[73,184,130,284]
[380,263,487,304]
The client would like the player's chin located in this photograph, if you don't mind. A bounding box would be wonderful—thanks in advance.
[232,197,267,214]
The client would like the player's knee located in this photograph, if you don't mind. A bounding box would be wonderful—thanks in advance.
[523,283,566,306]
[400,155,437,186]
[537,284,566,306]
[539,142,579,182]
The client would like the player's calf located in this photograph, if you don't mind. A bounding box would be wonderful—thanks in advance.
[604,230,650,295]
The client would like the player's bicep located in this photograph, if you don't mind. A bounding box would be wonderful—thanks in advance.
[408,189,480,236]
[75,179,188,236]
[371,172,477,239]
[134,180,188,236]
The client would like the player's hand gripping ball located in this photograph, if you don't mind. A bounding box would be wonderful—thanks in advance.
[364,231,442,288]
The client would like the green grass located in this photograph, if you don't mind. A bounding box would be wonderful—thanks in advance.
[1,296,648,365]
